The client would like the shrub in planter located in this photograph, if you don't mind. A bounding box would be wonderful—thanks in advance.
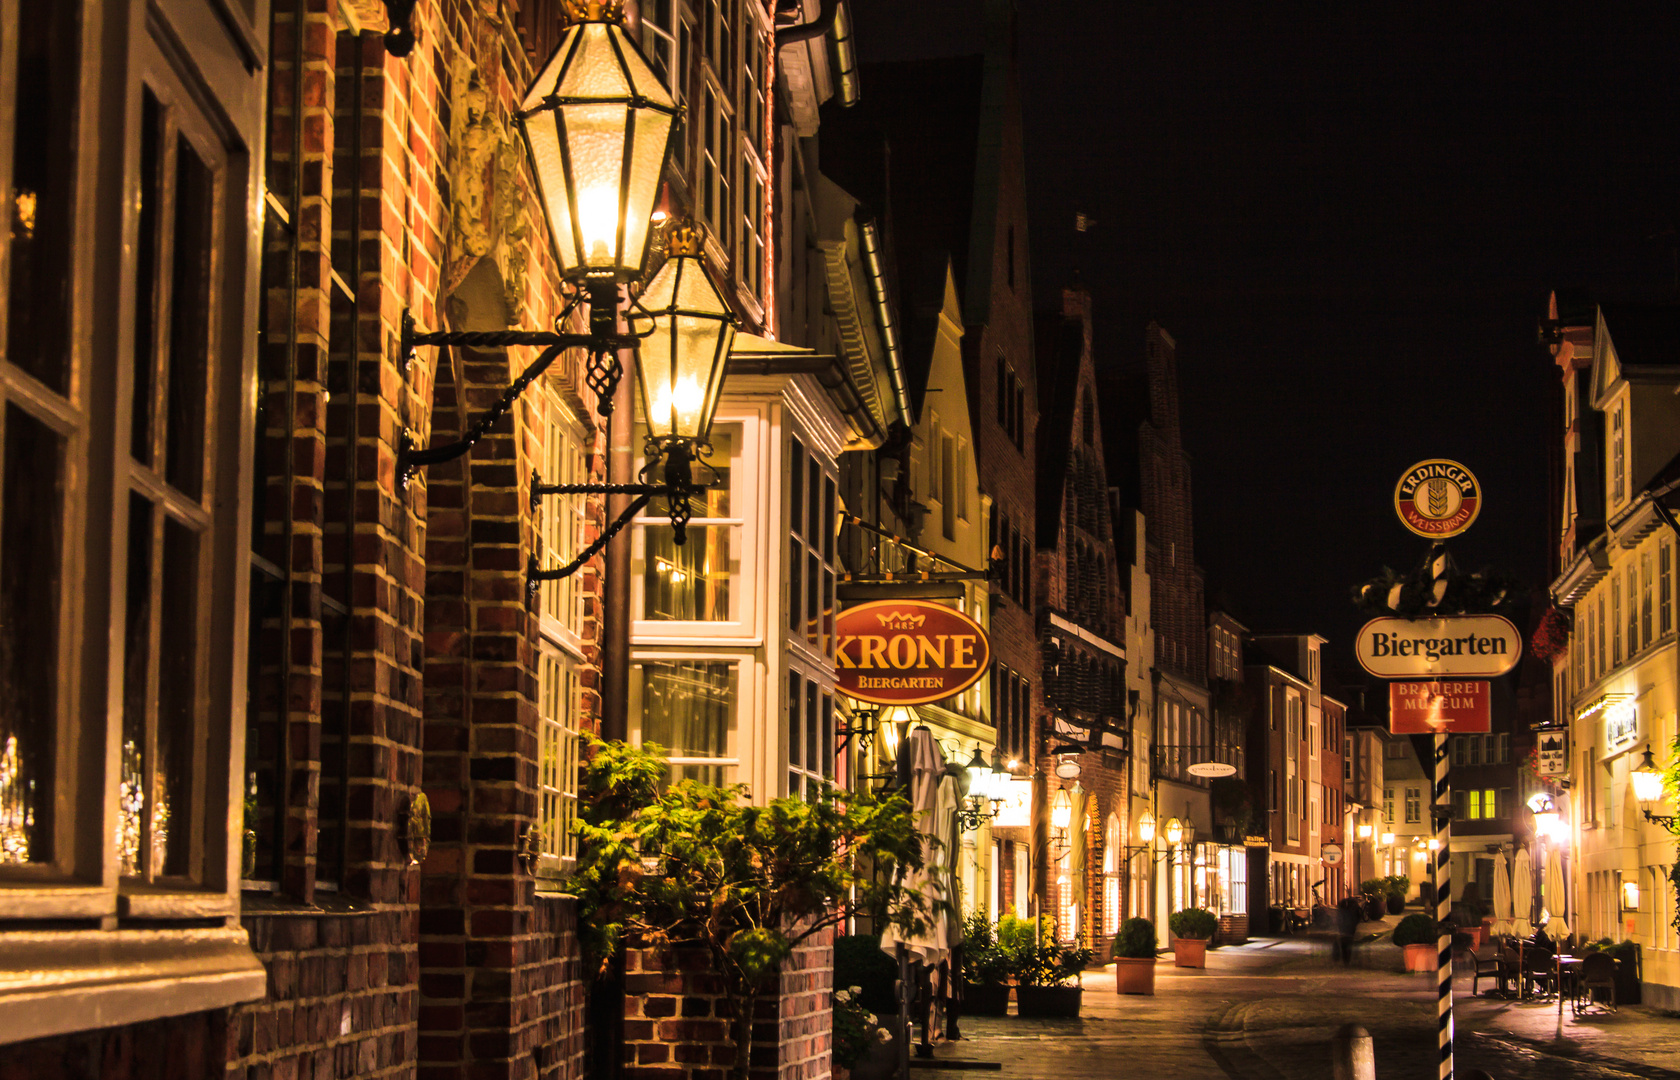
[834,986,891,1076]
[1607,938,1643,1005]
[1393,913,1442,973]
[958,913,1011,1016]
[1385,892,1406,916]
[997,912,1054,955]
[1360,878,1388,899]
[1111,917,1158,995]
[1168,908,1219,968]
[1013,941,1092,1018]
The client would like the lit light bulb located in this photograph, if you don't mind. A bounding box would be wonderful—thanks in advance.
[577,187,619,263]
[652,375,704,429]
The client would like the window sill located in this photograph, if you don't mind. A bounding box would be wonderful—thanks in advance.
[0,884,111,920]
[119,882,239,920]
[0,925,266,1045]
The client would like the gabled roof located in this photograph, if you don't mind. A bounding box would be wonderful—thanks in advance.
[1034,313,1083,548]
[1593,303,1680,404]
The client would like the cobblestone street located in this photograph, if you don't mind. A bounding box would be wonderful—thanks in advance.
[917,938,1680,1079]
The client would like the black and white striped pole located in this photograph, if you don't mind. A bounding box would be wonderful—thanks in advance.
[1434,734,1453,1080]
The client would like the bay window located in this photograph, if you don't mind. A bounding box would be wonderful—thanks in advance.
[1,0,267,1038]
[634,421,753,634]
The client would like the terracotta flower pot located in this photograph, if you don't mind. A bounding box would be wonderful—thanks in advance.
[1113,956,1157,995]
[1403,943,1437,973]
[1172,937,1208,968]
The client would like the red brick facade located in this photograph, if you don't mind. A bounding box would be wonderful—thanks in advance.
[1033,287,1130,947]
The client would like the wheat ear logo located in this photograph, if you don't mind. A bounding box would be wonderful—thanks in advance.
[1394,459,1481,539]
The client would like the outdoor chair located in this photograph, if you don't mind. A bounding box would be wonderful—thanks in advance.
[1471,943,1505,996]
[1574,952,1617,1015]
[1520,949,1557,1000]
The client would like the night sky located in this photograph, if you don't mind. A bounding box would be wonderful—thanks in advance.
[848,0,1680,684]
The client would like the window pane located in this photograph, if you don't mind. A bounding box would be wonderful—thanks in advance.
[822,476,835,563]
[120,496,154,876]
[0,405,64,864]
[789,439,804,536]
[820,693,833,778]
[786,671,802,771]
[787,534,802,632]
[243,561,285,881]
[807,458,821,541]
[804,680,818,780]
[643,525,734,620]
[157,517,201,878]
[805,551,819,644]
[640,659,735,760]
[166,135,215,501]
[132,89,162,463]
[6,0,79,393]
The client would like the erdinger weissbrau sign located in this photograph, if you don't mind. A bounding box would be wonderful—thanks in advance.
[835,599,990,706]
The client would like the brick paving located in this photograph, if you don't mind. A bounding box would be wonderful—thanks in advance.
[910,936,1680,1079]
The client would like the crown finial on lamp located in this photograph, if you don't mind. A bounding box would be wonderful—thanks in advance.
[562,0,625,23]
[664,218,705,259]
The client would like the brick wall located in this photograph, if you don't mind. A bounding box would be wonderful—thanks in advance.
[0,1011,225,1080]
[622,928,834,1080]
[1139,324,1206,688]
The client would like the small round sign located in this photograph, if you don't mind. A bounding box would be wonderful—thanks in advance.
[1054,759,1083,780]
[1321,843,1344,866]
[1187,761,1237,779]
[1394,459,1481,539]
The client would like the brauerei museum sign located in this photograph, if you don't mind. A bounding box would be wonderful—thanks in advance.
[835,599,991,706]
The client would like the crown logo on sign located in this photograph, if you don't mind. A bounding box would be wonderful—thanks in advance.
[877,611,927,631]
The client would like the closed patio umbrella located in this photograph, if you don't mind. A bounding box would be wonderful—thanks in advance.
[882,726,951,966]
[1510,846,1533,939]
[1490,849,1513,937]
[1543,845,1569,941]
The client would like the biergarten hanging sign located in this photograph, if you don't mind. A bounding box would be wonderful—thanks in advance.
[1354,614,1522,678]
[1394,458,1481,539]
[835,599,991,706]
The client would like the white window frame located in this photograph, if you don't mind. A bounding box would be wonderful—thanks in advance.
[536,645,581,878]
[785,662,835,800]
[538,393,588,654]
[629,648,752,785]
[631,410,762,642]
[1610,401,1626,506]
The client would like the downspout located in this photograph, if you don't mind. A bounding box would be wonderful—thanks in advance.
[775,0,838,45]
[775,0,860,105]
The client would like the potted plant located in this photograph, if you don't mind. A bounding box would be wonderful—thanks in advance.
[1111,917,1158,995]
[1385,875,1409,916]
[1606,938,1642,1005]
[1455,883,1487,947]
[1393,912,1441,973]
[1359,879,1388,921]
[958,912,1011,1017]
[1013,941,1093,1018]
[1168,908,1219,968]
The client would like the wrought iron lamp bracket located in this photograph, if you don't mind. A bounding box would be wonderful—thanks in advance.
[1642,809,1678,830]
[524,440,711,591]
[394,282,651,493]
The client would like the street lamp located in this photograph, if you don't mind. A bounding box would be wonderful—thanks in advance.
[1632,744,1677,828]
[1137,810,1155,844]
[1051,787,1073,831]
[1357,822,1374,841]
[392,2,722,589]
[518,0,679,285]
[958,746,1007,831]
[1165,817,1183,846]
[1528,791,1565,841]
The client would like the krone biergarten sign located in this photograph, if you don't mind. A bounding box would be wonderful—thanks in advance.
[835,599,991,706]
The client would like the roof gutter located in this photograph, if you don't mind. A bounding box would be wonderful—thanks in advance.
[727,354,887,450]
[859,219,910,424]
